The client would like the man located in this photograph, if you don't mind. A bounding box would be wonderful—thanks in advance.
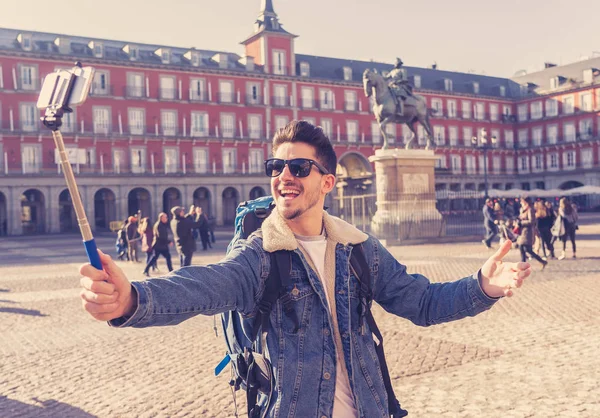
[80,120,531,417]
[170,205,201,267]
[125,216,141,262]
[194,206,211,251]
[504,199,516,221]
[482,198,498,249]
[385,57,412,116]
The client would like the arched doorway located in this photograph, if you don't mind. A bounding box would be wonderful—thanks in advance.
[21,189,46,234]
[0,192,7,236]
[59,189,78,233]
[222,187,239,225]
[249,186,267,200]
[193,187,212,216]
[128,188,152,218]
[94,188,116,230]
[163,187,182,214]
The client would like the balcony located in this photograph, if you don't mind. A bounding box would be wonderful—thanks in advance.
[124,86,147,99]
[269,65,290,76]
[217,93,235,104]
[159,88,178,101]
[245,95,264,106]
[89,84,114,96]
[271,96,290,107]
[189,90,208,102]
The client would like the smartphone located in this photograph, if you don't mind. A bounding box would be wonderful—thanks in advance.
[37,65,95,110]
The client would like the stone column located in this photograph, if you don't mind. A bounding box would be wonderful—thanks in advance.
[9,186,22,235]
[214,185,224,226]
[48,186,60,233]
[369,149,444,244]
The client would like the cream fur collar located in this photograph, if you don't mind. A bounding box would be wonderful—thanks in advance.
[261,208,369,252]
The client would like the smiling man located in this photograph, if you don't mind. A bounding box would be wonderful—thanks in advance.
[79,120,532,418]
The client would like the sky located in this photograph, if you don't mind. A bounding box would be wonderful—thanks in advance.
[2,0,600,78]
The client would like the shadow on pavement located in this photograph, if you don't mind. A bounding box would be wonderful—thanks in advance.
[0,307,47,317]
[0,396,96,417]
[0,299,16,304]
[0,288,9,292]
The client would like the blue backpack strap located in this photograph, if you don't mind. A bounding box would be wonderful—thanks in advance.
[351,244,408,418]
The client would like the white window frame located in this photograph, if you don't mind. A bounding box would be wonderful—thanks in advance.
[547,125,558,144]
[272,50,286,75]
[517,104,528,122]
[474,102,485,121]
[130,146,146,174]
[504,130,514,149]
[343,67,352,81]
[371,121,381,144]
[451,155,461,174]
[581,92,592,112]
[159,75,176,100]
[274,115,289,131]
[579,119,593,139]
[20,103,38,132]
[161,110,178,136]
[128,108,145,135]
[545,98,558,117]
[461,100,471,119]
[220,113,235,138]
[19,64,37,90]
[547,153,559,171]
[93,106,111,135]
[321,119,333,140]
[532,127,543,147]
[344,90,357,111]
[299,62,310,77]
[190,78,206,101]
[413,75,421,88]
[246,82,261,105]
[463,127,473,147]
[563,151,576,170]
[465,155,476,175]
[530,101,543,120]
[444,79,453,91]
[22,144,41,173]
[92,70,110,95]
[489,104,499,121]
[346,120,358,142]
[533,154,543,173]
[164,147,179,174]
[190,111,209,137]
[564,122,576,142]
[433,126,445,145]
[273,84,287,106]
[126,72,144,97]
[319,89,334,110]
[193,148,209,174]
[518,156,530,174]
[248,149,264,174]
[518,129,528,148]
[222,148,237,174]
[431,98,443,116]
[563,95,574,115]
[581,148,593,169]
[447,100,457,118]
[301,87,314,109]
[248,114,262,139]
[449,126,458,147]
[219,80,234,103]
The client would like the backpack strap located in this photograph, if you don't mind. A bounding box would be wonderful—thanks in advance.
[351,244,408,418]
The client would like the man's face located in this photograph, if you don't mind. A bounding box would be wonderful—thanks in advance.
[270,142,334,221]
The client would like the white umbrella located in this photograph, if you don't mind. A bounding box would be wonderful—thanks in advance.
[563,185,600,196]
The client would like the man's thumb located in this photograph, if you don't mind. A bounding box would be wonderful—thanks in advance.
[98,250,127,286]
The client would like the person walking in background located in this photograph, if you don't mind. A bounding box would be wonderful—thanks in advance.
[504,199,516,221]
[493,201,504,223]
[535,201,555,260]
[116,218,130,261]
[126,216,141,262]
[170,205,202,267]
[482,198,497,249]
[194,206,211,251]
[139,217,157,272]
[557,197,578,260]
[518,197,547,270]
[208,215,216,244]
[143,212,173,275]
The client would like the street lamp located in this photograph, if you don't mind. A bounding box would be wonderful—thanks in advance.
[471,128,497,199]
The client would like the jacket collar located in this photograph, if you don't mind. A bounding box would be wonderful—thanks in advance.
[261,207,369,252]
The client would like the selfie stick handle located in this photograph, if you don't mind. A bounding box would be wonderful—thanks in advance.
[51,128,102,270]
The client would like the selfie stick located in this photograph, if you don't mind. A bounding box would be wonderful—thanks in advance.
[39,63,102,270]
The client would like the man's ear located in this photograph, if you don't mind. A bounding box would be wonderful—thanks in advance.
[322,174,336,195]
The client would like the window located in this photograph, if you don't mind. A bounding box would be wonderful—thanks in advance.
[220,113,235,138]
[22,144,41,173]
[550,77,559,89]
[583,69,594,84]
[343,67,352,81]
[19,65,37,90]
[502,105,512,118]
[433,126,445,145]
[222,148,237,173]
[161,50,170,64]
[190,111,209,137]
[517,104,528,122]
[505,157,514,174]
[246,82,261,104]
[532,127,543,146]
[128,108,145,135]
[249,149,263,174]
[518,129,528,148]
[474,103,485,120]
[385,125,396,144]
[563,96,574,114]
[93,107,110,134]
[320,89,334,110]
[248,114,262,139]
[504,130,514,149]
[274,115,289,130]
[547,125,558,144]
[519,156,529,173]
[303,117,316,126]
[93,43,103,58]
[61,111,75,133]
[164,148,178,174]
[413,75,421,88]
[161,110,177,136]
[465,155,476,174]
[447,100,457,118]
[491,129,500,148]
[444,79,453,91]
[190,78,206,101]
[371,121,381,144]
[473,82,480,94]
[431,98,443,116]
[20,103,37,132]
[499,86,506,97]
[344,90,357,111]
[492,156,501,174]
[273,85,287,106]
[451,155,461,173]
[563,151,576,170]
[193,148,208,173]
[582,148,593,169]
[435,156,447,169]
[478,155,487,174]
[130,147,146,174]
[160,76,176,100]
[547,153,558,171]
[579,119,593,139]
[301,87,314,108]
[581,93,592,112]
[346,120,358,142]
[461,101,471,119]
[113,149,125,174]
[321,119,332,139]
[531,101,543,119]
[92,70,110,95]
[533,154,543,172]
[449,126,458,146]
[563,122,576,142]
[300,62,310,77]
[545,98,558,117]
[219,80,234,103]
[490,104,498,121]
[463,127,473,147]
[272,50,286,75]
[127,72,144,97]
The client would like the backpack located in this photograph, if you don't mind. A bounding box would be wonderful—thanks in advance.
[215,196,408,418]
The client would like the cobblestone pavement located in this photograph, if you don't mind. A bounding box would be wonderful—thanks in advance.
[0,217,599,417]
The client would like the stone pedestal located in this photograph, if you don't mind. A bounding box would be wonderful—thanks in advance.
[369,148,445,243]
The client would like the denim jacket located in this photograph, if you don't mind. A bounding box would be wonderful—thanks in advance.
[110,209,498,418]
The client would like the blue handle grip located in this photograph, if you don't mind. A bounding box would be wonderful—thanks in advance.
[84,239,103,270]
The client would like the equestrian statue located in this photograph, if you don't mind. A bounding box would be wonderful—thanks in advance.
[363,58,434,150]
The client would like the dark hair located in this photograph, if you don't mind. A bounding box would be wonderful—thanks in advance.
[272,120,337,175]
[521,196,533,206]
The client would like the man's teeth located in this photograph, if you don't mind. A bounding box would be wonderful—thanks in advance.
[281,189,300,195]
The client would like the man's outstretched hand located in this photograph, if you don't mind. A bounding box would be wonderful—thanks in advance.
[79,250,136,321]
[480,239,532,298]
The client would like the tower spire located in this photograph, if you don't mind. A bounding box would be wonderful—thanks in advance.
[260,0,276,17]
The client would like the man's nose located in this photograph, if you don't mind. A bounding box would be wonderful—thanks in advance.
[279,163,295,181]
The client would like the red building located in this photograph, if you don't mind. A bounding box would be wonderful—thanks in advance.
[0,0,598,235]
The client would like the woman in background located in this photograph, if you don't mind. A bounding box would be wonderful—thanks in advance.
[143,212,173,276]
[558,197,578,260]
[517,197,547,270]
[139,217,157,272]
[535,200,555,260]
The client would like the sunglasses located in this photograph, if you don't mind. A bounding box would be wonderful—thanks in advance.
[264,158,330,178]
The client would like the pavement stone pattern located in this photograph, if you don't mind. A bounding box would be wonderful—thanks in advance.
[0,217,599,417]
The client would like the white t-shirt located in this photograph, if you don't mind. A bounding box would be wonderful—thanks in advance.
[296,233,358,418]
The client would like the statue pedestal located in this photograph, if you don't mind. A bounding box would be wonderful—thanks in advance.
[369,148,445,244]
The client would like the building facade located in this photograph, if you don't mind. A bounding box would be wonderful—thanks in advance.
[0,0,598,235]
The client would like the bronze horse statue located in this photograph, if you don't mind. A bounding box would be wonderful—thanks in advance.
[363,69,434,150]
